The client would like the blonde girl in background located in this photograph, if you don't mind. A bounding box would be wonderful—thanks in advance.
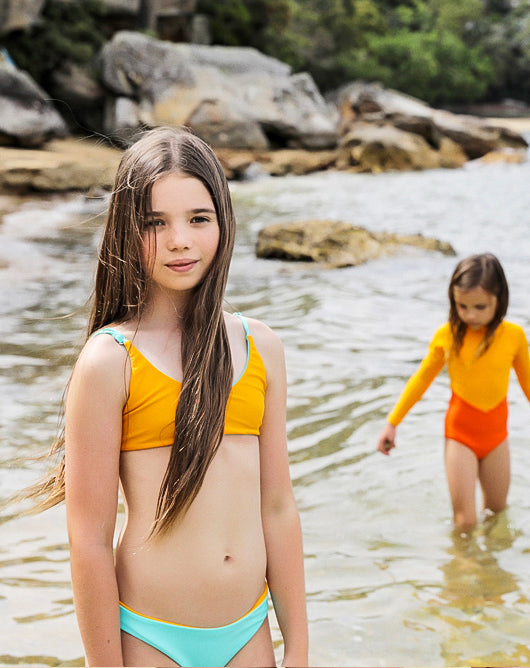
[378,253,530,531]
[24,127,308,667]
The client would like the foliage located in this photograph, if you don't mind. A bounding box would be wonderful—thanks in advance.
[1,0,107,87]
[355,30,495,104]
[481,0,530,101]
[2,0,528,106]
[196,0,529,104]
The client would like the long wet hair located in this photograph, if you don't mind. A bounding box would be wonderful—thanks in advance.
[23,127,236,536]
[448,253,509,356]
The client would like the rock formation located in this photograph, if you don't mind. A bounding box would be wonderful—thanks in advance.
[0,64,67,147]
[256,219,456,268]
[100,32,339,150]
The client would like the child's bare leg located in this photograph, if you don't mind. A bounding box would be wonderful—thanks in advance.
[445,439,479,531]
[479,439,510,514]
[228,618,275,667]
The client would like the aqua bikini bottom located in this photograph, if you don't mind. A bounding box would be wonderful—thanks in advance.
[120,585,269,667]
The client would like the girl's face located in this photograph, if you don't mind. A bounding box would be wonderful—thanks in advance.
[453,285,498,330]
[142,173,220,296]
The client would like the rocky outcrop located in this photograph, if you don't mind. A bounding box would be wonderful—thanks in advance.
[0,64,68,147]
[335,122,467,172]
[0,25,527,187]
[0,0,45,33]
[329,82,528,163]
[256,220,456,268]
[100,31,339,150]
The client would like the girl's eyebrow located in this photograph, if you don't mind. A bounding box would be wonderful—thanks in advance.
[146,207,217,215]
[190,207,217,214]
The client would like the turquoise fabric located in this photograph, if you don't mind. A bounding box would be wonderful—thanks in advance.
[120,593,268,667]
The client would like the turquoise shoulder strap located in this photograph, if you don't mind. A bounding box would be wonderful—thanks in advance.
[234,312,249,337]
[91,327,128,346]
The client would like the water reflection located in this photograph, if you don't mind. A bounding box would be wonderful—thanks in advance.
[421,513,529,666]
[442,514,520,610]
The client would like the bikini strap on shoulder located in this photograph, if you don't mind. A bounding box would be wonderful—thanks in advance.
[91,327,128,346]
[234,312,250,337]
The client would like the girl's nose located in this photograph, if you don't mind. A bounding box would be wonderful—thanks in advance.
[167,222,191,249]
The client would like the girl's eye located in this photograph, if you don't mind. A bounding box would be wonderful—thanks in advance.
[146,218,164,227]
[191,215,210,224]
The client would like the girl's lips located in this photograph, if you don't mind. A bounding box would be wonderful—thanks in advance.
[166,260,197,272]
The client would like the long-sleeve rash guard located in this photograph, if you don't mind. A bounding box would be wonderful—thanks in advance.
[388,320,530,426]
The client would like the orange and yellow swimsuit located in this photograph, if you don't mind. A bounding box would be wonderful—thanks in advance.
[388,321,530,459]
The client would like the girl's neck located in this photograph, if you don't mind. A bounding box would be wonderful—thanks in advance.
[139,287,189,332]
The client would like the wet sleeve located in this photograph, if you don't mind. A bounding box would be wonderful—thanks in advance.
[513,326,530,403]
[387,330,446,426]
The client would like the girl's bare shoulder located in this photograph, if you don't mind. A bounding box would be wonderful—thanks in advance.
[74,327,131,383]
[226,312,282,347]
[229,314,285,376]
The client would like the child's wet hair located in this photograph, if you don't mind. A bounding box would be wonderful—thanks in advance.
[448,253,509,354]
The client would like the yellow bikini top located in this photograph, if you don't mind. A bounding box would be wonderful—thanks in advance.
[93,314,267,451]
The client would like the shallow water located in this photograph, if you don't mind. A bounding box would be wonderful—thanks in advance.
[1,146,530,666]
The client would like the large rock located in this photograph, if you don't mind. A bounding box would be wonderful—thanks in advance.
[216,148,339,179]
[0,64,68,147]
[336,121,466,172]
[256,220,455,268]
[50,61,107,133]
[329,82,528,160]
[100,31,339,150]
[0,0,45,33]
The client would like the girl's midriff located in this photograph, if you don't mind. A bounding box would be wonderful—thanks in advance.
[115,435,267,628]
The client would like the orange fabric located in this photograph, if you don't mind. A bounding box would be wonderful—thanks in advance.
[445,392,507,459]
[120,334,267,451]
[388,321,530,426]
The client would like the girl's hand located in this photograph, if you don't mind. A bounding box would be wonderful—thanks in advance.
[377,423,396,455]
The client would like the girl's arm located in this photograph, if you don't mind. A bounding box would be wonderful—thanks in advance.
[377,328,446,454]
[513,326,530,403]
[377,422,396,454]
[64,336,128,667]
[386,342,445,427]
[254,321,308,668]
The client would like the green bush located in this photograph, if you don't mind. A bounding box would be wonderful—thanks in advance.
[360,30,495,104]
[1,0,107,87]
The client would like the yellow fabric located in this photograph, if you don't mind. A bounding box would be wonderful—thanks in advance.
[388,321,530,426]
[121,335,267,451]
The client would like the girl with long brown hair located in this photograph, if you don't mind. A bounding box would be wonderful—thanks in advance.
[25,126,308,666]
[377,253,530,531]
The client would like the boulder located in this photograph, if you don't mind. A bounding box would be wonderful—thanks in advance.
[100,31,339,150]
[336,122,466,172]
[431,109,528,159]
[469,148,527,166]
[216,148,338,179]
[50,61,107,133]
[0,0,45,34]
[0,64,68,147]
[256,220,455,268]
[0,137,122,192]
[329,81,528,160]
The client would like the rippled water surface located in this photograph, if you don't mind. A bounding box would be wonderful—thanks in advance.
[2,145,530,666]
